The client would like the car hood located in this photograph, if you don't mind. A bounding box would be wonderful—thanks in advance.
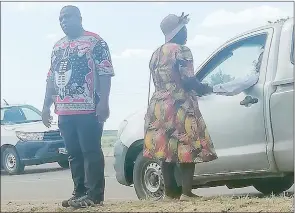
[119,109,146,147]
[124,109,146,122]
[2,121,59,133]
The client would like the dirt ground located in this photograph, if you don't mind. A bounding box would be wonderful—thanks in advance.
[1,195,294,212]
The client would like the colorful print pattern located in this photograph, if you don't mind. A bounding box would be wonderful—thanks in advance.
[144,43,218,163]
[47,31,114,115]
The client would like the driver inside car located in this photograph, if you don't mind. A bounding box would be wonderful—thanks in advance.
[212,47,264,96]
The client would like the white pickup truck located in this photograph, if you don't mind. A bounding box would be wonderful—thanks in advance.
[114,18,294,200]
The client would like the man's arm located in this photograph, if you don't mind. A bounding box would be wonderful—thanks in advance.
[93,38,114,120]
[42,48,56,111]
[97,75,111,106]
[43,73,55,110]
[41,68,56,127]
[213,72,259,96]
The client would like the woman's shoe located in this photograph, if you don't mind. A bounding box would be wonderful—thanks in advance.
[179,193,201,201]
[162,195,177,202]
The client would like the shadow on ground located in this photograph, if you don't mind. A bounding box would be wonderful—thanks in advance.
[1,167,68,176]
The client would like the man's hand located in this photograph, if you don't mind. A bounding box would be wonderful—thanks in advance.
[42,107,52,128]
[96,102,110,123]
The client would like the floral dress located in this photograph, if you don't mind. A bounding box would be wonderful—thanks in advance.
[143,43,218,163]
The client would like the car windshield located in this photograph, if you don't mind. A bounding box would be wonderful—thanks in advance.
[1,105,42,125]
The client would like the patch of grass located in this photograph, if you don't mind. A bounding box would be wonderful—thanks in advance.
[101,136,116,148]
[101,130,117,148]
[103,130,118,137]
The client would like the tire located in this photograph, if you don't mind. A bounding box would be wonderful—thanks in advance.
[58,160,69,169]
[2,147,25,175]
[253,176,294,195]
[133,151,181,200]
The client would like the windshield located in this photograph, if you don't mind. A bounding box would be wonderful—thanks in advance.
[1,105,42,125]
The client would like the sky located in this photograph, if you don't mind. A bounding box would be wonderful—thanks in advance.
[1,1,293,129]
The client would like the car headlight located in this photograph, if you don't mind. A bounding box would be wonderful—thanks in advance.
[117,120,128,139]
[16,131,44,142]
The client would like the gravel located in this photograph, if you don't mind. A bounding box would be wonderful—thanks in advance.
[1,194,293,212]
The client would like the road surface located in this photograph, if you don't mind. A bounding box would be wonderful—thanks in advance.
[1,157,293,205]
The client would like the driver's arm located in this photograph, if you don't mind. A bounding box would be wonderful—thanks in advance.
[213,47,264,96]
[213,72,259,96]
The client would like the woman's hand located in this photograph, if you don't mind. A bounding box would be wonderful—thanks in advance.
[201,82,213,94]
[181,76,213,96]
[194,79,213,96]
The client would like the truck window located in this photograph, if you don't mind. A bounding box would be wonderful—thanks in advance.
[291,25,294,64]
[21,106,42,122]
[1,106,42,124]
[1,107,26,124]
[201,34,267,87]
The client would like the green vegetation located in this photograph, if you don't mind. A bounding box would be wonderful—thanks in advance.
[209,69,235,86]
[101,130,118,148]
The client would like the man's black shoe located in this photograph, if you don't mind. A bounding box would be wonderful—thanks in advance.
[61,192,86,207]
[68,195,103,208]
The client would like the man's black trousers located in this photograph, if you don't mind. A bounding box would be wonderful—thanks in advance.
[58,113,105,201]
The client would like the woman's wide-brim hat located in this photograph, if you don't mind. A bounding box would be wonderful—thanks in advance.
[160,12,190,43]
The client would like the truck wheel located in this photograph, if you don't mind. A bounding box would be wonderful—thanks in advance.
[58,160,69,169]
[253,176,293,195]
[2,147,25,175]
[133,151,181,200]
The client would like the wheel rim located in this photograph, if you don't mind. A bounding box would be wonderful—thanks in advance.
[143,162,164,199]
[5,153,16,170]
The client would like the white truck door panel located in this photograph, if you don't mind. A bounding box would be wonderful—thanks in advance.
[196,87,269,174]
[194,28,274,175]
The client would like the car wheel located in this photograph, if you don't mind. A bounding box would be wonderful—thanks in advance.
[2,147,25,175]
[253,176,294,195]
[133,151,181,200]
[58,160,69,169]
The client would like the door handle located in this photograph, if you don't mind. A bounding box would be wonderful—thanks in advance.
[240,95,258,107]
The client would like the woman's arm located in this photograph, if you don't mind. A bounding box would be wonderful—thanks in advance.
[195,80,213,96]
[175,46,213,95]
[181,77,212,95]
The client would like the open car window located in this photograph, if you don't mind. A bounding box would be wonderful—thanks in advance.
[198,33,267,87]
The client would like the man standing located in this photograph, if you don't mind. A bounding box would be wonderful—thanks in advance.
[42,5,114,208]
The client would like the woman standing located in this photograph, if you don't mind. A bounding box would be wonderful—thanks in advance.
[144,13,218,201]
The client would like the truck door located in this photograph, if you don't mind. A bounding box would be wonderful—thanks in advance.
[194,28,274,175]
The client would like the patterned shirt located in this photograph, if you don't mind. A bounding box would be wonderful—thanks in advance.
[47,31,114,115]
